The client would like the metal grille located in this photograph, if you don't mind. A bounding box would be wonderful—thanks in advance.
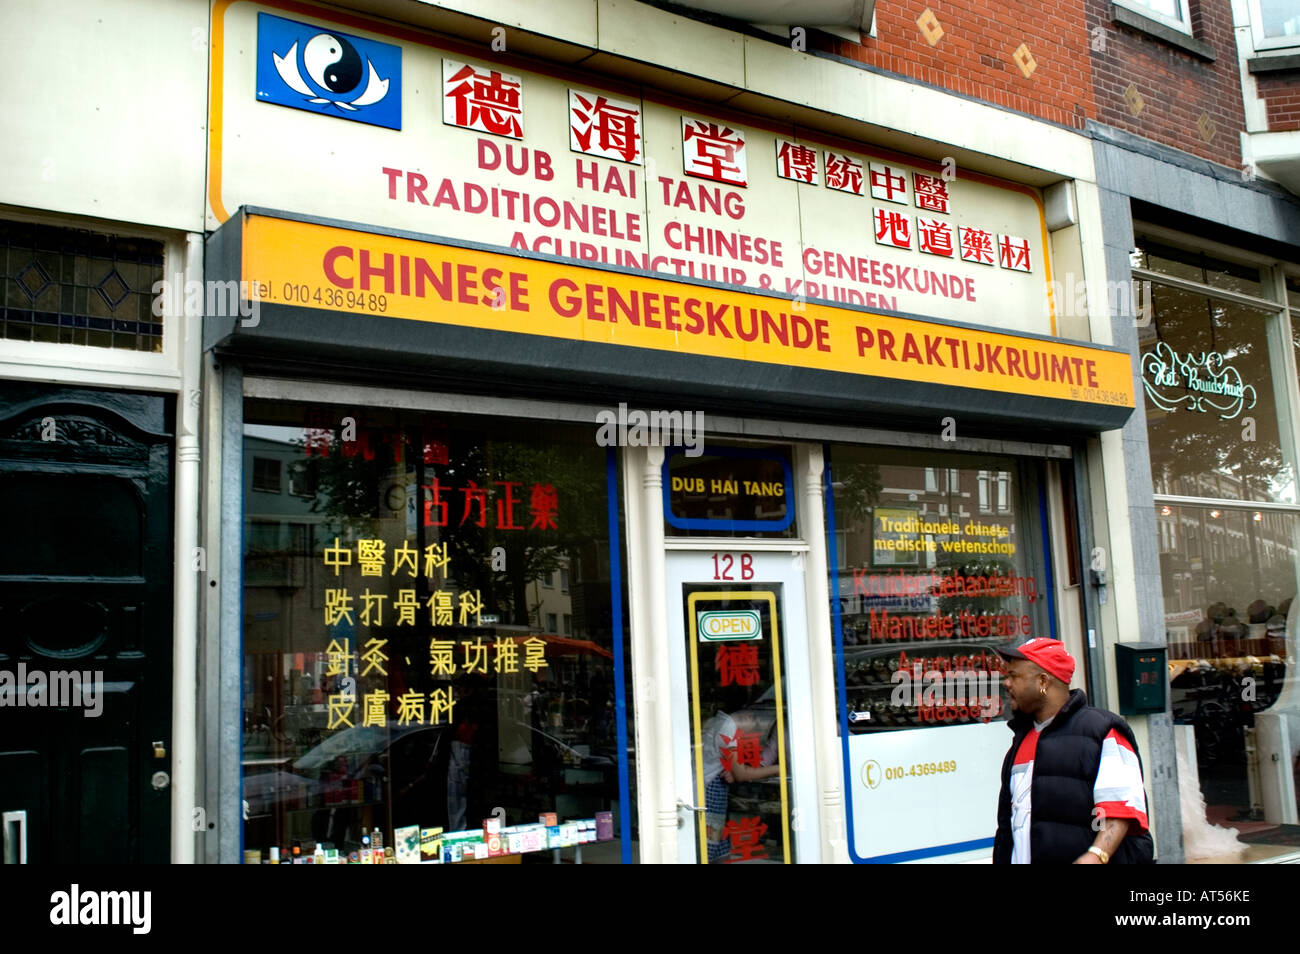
[1,219,164,352]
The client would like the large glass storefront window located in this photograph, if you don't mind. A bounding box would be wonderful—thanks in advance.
[825,443,1052,861]
[241,400,634,863]
[1137,232,1300,848]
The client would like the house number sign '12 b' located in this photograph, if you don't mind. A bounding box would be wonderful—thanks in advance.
[1141,342,1257,419]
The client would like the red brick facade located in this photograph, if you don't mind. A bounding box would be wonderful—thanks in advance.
[1082,0,1245,167]
[813,3,1096,131]
[1258,74,1300,131]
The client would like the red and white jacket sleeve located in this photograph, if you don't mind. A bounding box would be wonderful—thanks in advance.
[1093,728,1149,831]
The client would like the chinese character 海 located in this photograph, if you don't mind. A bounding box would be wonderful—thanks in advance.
[570,91,642,164]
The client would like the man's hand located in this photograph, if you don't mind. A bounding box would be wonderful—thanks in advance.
[1072,815,1134,864]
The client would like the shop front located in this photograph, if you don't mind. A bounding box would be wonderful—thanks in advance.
[201,2,1139,863]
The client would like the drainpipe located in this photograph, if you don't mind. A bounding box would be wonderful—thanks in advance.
[170,231,203,863]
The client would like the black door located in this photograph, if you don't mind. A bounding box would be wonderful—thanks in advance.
[0,383,173,863]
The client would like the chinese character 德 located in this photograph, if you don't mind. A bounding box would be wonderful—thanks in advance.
[443,61,523,138]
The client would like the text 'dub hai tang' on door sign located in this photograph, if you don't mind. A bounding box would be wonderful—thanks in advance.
[665,445,793,533]
[1140,341,1258,419]
[686,589,791,864]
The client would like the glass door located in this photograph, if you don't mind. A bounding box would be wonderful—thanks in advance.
[665,548,819,863]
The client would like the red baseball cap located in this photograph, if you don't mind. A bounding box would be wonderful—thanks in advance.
[997,638,1075,685]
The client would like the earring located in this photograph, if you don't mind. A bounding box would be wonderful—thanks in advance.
[1040,687,1046,696]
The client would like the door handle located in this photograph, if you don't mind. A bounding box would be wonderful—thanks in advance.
[677,798,708,814]
[2,811,27,864]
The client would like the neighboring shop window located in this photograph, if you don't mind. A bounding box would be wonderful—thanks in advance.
[241,400,634,864]
[827,447,1048,733]
[1137,232,1299,837]
[0,219,163,352]
[664,442,796,538]
[1136,239,1293,504]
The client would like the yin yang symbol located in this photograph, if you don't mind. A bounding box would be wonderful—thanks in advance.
[302,33,362,94]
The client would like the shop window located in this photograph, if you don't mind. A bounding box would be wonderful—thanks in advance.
[1160,503,1295,825]
[1115,0,1193,35]
[1139,285,1293,504]
[826,445,1050,735]
[1134,238,1265,299]
[1250,0,1300,48]
[240,401,634,864]
[252,457,282,494]
[0,218,164,351]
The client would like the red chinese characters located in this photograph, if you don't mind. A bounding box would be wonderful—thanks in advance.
[824,151,864,195]
[682,118,747,187]
[869,162,908,204]
[443,59,523,139]
[715,643,760,687]
[959,226,996,266]
[721,816,768,862]
[569,90,642,164]
[873,208,912,250]
[998,234,1033,273]
[913,172,951,214]
[775,140,819,185]
[916,217,954,258]
[422,479,558,530]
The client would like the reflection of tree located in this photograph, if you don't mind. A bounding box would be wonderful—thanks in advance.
[433,438,606,628]
[833,460,883,529]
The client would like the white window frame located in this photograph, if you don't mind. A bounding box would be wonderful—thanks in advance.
[1249,0,1300,50]
[1115,0,1194,36]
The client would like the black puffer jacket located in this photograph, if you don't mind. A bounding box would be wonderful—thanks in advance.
[993,689,1155,864]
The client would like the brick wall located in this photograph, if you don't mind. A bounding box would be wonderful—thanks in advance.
[1258,74,1300,131]
[812,2,1095,130]
[1083,0,1246,167]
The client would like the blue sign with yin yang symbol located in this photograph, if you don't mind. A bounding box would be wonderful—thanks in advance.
[256,12,401,130]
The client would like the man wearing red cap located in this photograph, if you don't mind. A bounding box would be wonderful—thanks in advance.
[993,637,1154,864]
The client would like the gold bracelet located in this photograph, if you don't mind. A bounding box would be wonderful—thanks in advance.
[1087,845,1110,864]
